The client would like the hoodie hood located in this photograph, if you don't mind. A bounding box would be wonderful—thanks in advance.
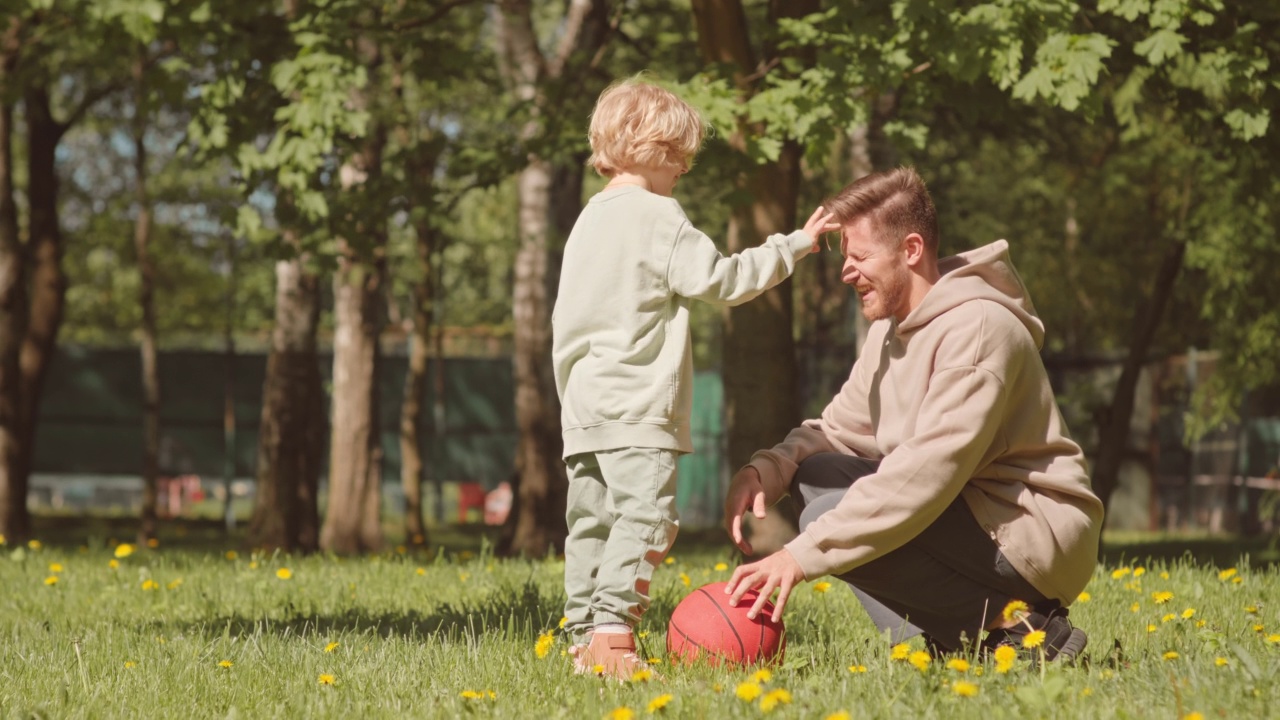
[897,240,1044,348]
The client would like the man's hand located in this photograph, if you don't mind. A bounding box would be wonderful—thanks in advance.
[724,465,767,555]
[801,205,840,253]
[725,549,806,623]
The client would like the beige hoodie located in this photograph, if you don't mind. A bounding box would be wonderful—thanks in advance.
[747,240,1104,605]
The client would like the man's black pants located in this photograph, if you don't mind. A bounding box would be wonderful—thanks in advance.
[792,452,1049,650]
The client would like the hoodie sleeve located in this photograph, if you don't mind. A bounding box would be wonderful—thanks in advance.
[744,328,885,504]
[666,223,812,306]
[783,364,1008,579]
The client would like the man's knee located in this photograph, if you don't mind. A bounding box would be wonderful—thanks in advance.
[797,491,843,532]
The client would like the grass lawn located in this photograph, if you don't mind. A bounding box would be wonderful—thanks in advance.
[3,516,1279,719]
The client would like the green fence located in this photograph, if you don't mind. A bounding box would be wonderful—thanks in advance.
[35,347,728,526]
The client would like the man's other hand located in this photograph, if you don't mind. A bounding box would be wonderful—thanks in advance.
[724,465,767,555]
[725,549,806,623]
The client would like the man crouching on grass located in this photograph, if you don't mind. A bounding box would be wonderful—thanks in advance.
[722,166,1104,662]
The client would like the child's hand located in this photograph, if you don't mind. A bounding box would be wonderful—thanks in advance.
[801,206,840,253]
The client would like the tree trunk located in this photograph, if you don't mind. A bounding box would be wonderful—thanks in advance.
[132,53,161,542]
[0,25,28,542]
[494,0,608,557]
[500,158,568,557]
[1092,239,1186,512]
[249,244,323,552]
[399,212,436,549]
[17,85,67,529]
[691,0,817,468]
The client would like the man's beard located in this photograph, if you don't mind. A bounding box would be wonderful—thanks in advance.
[858,268,909,322]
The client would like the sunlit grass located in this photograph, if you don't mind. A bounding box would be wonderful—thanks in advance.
[2,526,1278,718]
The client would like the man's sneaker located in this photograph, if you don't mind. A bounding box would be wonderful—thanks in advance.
[578,630,652,680]
[983,607,1087,663]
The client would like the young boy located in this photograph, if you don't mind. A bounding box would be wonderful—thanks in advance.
[552,78,836,679]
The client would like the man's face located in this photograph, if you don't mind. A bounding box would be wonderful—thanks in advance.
[840,216,909,322]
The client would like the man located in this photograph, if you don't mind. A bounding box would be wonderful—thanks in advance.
[723,167,1103,660]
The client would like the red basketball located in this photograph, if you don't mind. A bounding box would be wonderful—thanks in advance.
[667,581,786,666]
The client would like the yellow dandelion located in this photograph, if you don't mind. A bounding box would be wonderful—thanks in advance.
[1185,713,1203,720]
[1081,687,1093,697]
[1022,630,1046,649]
[751,668,773,684]
[1218,568,1238,581]
[825,714,852,720]
[558,616,568,629]
[664,557,675,565]
[146,538,159,548]
[318,674,336,686]
[648,657,661,664]
[534,630,555,659]
[736,681,763,702]
[947,658,971,673]
[276,568,292,580]
[124,661,136,668]
[1146,624,1157,633]
[1161,613,1176,623]
[952,681,979,697]
[679,572,691,587]
[1246,605,1259,614]
[647,693,673,712]
[1133,567,1146,578]
[1232,576,1243,584]
[249,561,258,569]
[1076,591,1091,603]
[1130,602,1140,613]
[395,545,406,555]
[28,539,42,550]
[630,669,653,683]
[1265,634,1280,644]
[141,579,159,591]
[1110,567,1130,579]
[1253,624,1265,633]
[1001,600,1029,622]
[848,664,867,673]
[167,579,183,590]
[48,562,63,573]
[1215,657,1229,667]
[1181,608,1196,620]
[1152,591,1173,604]
[908,650,931,671]
[1196,620,1207,628]
[714,562,728,572]
[638,631,649,639]
[108,559,119,570]
[813,581,833,593]
[324,642,340,653]
[458,572,470,582]
[994,645,1017,664]
[607,708,635,720]
[43,576,58,586]
[890,643,910,660]
[1162,651,1179,660]
[111,543,133,558]
[460,690,484,700]
[759,688,792,712]
[218,660,233,668]
[995,658,1015,674]
[414,567,426,576]
[225,550,238,560]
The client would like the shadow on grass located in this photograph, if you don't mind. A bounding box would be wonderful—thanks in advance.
[168,578,565,643]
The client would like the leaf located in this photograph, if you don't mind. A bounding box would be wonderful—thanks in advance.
[1223,109,1270,141]
[1134,29,1187,66]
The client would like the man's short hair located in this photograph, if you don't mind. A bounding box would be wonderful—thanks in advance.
[825,167,938,253]
[587,78,705,177]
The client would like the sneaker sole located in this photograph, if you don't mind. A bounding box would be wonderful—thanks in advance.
[1052,628,1087,663]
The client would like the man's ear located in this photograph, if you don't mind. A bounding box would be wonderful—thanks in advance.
[902,233,926,266]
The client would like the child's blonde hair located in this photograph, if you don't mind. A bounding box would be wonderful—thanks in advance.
[587,78,705,177]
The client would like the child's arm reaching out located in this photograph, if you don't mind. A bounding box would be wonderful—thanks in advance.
[667,206,838,306]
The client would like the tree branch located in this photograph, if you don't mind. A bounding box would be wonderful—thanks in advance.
[547,0,594,78]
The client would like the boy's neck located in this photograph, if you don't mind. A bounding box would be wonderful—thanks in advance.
[605,171,653,193]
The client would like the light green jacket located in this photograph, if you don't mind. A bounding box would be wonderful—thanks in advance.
[552,186,812,458]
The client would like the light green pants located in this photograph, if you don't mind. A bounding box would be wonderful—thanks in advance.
[563,447,680,642]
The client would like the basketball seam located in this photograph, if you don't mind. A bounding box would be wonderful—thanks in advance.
[695,587,746,660]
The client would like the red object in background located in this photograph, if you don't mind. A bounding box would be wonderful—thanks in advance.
[484,481,512,525]
[667,581,786,666]
[457,482,487,523]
